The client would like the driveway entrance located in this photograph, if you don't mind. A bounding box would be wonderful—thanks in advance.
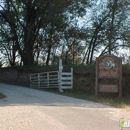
[0,83,129,130]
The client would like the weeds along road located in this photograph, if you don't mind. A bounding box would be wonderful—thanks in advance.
[0,83,130,130]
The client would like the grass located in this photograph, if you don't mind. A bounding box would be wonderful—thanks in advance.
[0,92,6,99]
[1,64,95,72]
[1,81,130,111]
[1,63,130,111]
[38,88,130,111]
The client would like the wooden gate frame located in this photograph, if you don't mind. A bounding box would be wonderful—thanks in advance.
[95,55,122,98]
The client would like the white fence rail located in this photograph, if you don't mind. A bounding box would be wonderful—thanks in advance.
[59,68,73,89]
[30,59,73,92]
[30,71,59,88]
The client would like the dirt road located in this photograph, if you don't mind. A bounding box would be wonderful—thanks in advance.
[0,83,130,130]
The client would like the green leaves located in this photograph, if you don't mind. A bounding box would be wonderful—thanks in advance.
[0,0,130,66]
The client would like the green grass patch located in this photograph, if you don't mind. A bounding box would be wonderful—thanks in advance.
[39,88,130,111]
[0,92,6,99]
[1,80,130,111]
[1,64,95,72]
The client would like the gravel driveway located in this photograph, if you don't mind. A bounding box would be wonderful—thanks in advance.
[0,83,130,130]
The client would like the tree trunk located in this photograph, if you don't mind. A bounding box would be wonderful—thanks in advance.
[46,45,52,65]
[108,0,117,54]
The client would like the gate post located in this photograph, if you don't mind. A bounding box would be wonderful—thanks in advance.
[38,74,40,88]
[71,68,73,89]
[58,58,63,92]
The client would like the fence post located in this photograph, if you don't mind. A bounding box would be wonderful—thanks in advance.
[30,75,31,87]
[58,58,63,92]
[71,68,73,89]
[47,73,49,88]
[38,74,40,88]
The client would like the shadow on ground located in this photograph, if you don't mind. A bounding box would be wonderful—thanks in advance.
[0,83,111,108]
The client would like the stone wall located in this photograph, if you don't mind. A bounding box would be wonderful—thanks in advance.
[0,67,95,91]
[0,66,129,96]
[0,69,30,84]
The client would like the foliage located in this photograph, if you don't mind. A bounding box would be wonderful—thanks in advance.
[0,0,130,66]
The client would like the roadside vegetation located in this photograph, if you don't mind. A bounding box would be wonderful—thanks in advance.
[0,1,130,110]
[0,1,130,67]
[40,88,130,111]
[59,90,130,111]
[1,63,130,111]
[63,63,130,111]
[0,93,6,99]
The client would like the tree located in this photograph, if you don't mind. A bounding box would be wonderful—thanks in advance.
[82,0,130,64]
[0,0,89,66]
[1,0,130,66]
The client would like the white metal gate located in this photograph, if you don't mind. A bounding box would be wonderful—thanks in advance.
[30,71,59,88]
[30,59,73,92]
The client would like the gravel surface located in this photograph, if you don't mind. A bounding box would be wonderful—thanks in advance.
[0,83,130,130]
